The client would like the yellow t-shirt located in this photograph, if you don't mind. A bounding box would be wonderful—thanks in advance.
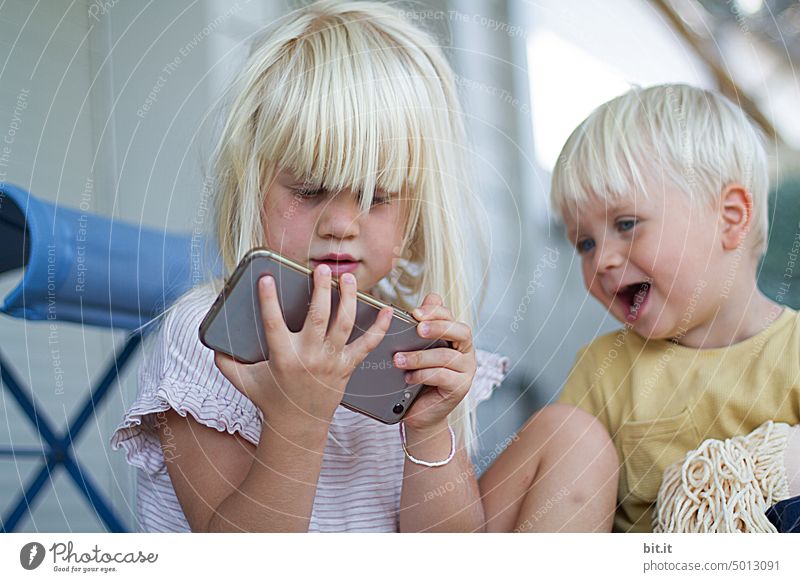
[558,307,800,532]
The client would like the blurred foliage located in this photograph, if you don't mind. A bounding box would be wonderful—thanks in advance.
[696,0,800,62]
[758,176,800,309]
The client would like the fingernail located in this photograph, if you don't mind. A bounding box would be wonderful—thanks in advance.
[419,323,429,336]
[413,308,423,318]
[404,372,412,383]
[342,273,355,284]
[318,264,331,276]
[394,354,407,367]
[260,276,273,289]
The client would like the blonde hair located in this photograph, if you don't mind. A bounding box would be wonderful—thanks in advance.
[551,84,770,255]
[202,0,485,453]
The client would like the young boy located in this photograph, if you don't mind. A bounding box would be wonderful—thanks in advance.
[552,84,800,532]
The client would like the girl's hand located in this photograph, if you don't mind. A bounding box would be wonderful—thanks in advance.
[213,265,394,430]
[393,293,477,432]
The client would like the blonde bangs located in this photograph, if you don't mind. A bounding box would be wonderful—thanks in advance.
[551,95,680,222]
[252,15,441,213]
[552,113,654,219]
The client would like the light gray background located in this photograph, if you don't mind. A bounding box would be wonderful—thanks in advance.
[0,0,712,531]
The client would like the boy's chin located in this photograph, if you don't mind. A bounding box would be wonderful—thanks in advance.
[610,312,676,342]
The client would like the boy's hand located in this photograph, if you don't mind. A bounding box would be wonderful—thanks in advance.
[393,292,477,433]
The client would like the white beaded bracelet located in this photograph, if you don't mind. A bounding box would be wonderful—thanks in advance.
[399,422,456,467]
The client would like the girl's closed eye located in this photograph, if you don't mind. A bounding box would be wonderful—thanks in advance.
[370,194,392,207]
[293,185,325,200]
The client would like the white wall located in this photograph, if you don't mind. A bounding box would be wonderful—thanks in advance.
[0,0,120,533]
[0,0,281,532]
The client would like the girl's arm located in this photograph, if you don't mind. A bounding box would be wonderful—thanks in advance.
[158,265,392,532]
[399,423,484,532]
[395,293,484,532]
[157,408,330,532]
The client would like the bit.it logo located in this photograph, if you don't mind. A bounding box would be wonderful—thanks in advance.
[20,542,46,570]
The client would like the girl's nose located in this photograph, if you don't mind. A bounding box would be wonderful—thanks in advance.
[316,191,361,240]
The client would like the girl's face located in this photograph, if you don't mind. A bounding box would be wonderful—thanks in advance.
[262,169,409,293]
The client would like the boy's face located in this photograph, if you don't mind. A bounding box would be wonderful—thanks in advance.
[262,169,408,293]
[563,177,723,341]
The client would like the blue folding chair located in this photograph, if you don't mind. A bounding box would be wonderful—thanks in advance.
[0,183,218,532]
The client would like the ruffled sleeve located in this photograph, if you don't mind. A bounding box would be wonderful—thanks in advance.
[110,284,262,476]
[470,348,511,405]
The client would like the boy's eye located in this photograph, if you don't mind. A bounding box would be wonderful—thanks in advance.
[576,238,595,254]
[616,218,637,232]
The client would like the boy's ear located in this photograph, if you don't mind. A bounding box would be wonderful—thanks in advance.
[719,183,753,251]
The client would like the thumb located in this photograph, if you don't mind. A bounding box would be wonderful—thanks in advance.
[421,292,444,308]
[213,350,243,383]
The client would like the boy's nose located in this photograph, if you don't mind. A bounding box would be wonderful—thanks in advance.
[316,191,361,240]
[594,241,625,273]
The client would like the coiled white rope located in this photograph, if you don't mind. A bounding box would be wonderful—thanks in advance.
[654,421,791,533]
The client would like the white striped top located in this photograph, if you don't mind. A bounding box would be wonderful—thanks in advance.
[110,284,510,532]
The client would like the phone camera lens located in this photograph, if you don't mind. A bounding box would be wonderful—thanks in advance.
[392,404,404,415]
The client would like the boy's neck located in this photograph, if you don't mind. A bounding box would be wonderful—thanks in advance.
[672,274,785,349]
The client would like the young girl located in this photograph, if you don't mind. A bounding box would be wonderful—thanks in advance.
[111,0,616,533]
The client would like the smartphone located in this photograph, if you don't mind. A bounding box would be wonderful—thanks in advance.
[198,248,448,424]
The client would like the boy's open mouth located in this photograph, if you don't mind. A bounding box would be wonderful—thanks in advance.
[615,281,651,322]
